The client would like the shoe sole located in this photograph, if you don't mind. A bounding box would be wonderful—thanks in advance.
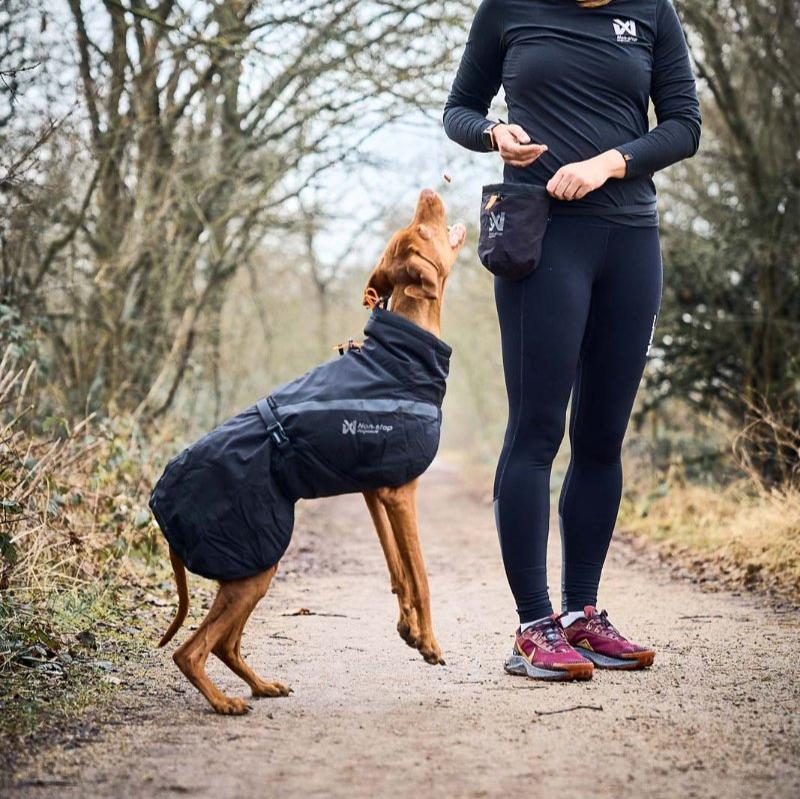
[576,648,656,670]
[504,654,594,682]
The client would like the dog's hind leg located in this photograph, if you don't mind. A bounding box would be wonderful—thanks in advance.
[377,480,444,666]
[212,567,291,699]
[363,491,420,647]
[172,572,276,715]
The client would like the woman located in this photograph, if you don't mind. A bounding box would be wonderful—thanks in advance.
[444,0,700,681]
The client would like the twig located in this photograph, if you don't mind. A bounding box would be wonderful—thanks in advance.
[678,614,723,620]
[488,684,545,691]
[534,704,603,716]
[281,608,352,618]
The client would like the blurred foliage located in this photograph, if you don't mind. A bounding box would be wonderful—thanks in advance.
[645,1,800,486]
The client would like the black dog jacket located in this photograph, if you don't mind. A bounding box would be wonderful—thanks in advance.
[149,308,452,581]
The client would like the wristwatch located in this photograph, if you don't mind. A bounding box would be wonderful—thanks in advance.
[482,120,506,151]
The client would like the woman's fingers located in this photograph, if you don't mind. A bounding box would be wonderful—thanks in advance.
[546,170,568,198]
[547,167,588,200]
[563,177,583,200]
[505,124,531,144]
[499,141,547,160]
[494,124,547,167]
[499,143,548,166]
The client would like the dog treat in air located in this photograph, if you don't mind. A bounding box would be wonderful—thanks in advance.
[443,172,452,183]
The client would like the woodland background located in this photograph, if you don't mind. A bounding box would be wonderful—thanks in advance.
[1,0,798,756]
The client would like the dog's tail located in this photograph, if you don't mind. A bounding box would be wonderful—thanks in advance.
[158,546,189,648]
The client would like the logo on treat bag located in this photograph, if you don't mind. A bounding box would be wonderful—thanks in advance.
[488,211,506,237]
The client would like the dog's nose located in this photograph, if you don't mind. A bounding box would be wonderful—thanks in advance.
[419,188,438,202]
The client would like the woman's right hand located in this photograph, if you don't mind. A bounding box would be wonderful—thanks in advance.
[492,124,548,167]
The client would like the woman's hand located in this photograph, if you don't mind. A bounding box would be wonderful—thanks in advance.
[546,149,627,200]
[492,124,548,167]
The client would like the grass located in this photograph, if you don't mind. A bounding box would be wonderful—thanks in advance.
[0,347,185,775]
[2,586,134,755]
[619,475,800,602]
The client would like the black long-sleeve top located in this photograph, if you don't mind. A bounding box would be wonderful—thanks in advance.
[443,0,701,225]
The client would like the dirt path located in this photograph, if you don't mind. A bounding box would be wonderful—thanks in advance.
[8,460,800,798]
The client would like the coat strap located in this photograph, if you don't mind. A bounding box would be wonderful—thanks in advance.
[256,397,289,448]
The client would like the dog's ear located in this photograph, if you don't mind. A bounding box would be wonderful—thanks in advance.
[403,257,439,300]
[363,244,395,307]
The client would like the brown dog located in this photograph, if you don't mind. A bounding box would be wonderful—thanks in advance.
[159,189,466,714]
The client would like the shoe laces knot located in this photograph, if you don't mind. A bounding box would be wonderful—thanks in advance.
[526,615,573,653]
[592,609,623,640]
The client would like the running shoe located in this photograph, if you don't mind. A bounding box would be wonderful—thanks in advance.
[504,614,594,681]
[564,606,656,670]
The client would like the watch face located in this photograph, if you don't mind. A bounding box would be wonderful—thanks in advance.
[483,129,494,150]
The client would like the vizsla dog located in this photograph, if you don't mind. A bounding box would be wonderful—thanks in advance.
[158,189,466,714]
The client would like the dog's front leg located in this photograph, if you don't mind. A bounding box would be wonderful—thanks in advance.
[377,480,444,665]
[363,491,420,647]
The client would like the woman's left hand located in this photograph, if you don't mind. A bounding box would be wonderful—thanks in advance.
[546,149,627,200]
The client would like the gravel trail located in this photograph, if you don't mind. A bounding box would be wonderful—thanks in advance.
[7,460,799,798]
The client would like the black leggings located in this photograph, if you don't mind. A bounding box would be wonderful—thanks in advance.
[493,215,662,624]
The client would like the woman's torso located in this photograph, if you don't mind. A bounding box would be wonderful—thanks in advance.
[498,0,661,224]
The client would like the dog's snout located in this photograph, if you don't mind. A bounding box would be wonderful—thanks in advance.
[415,189,445,223]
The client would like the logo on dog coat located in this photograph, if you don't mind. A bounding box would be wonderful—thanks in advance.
[612,18,637,42]
[488,211,505,237]
[342,419,394,435]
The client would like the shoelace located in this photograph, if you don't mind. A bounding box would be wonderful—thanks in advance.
[524,615,573,653]
[590,609,623,640]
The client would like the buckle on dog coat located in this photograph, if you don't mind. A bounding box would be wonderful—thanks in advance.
[256,397,289,448]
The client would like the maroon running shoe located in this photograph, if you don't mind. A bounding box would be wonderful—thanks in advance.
[504,615,594,682]
[564,606,656,670]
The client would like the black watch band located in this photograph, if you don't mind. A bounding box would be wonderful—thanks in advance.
[482,120,506,151]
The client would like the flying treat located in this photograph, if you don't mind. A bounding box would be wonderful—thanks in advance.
[443,172,452,183]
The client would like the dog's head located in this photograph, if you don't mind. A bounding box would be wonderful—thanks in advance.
[363,189,466,313]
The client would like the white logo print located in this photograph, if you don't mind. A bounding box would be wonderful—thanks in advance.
[341,418,394,436]
[488,211,505,237]
[612,18,637,43]
[646,314,657,356]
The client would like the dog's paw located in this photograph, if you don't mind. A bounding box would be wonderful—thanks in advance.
[419,641,445,666]
[214,696,251,716]
[397,618,418,648]
[397,607,421,648]
[251,680,292,698]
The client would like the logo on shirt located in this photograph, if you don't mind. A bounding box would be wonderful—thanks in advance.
[488,211,506,237]
[612,18,637,43]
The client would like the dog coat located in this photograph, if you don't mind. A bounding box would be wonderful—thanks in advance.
[149,307,452,581]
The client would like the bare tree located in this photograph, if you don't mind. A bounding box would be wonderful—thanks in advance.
[2,0,463,419]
